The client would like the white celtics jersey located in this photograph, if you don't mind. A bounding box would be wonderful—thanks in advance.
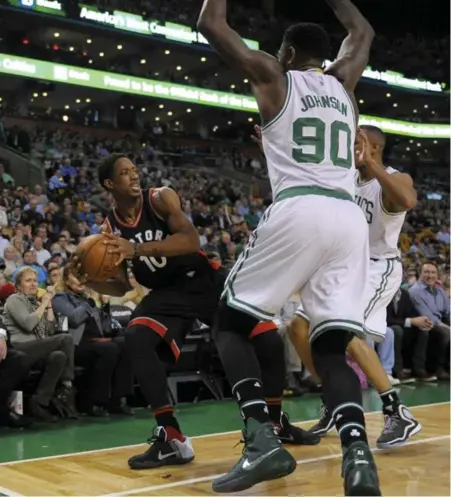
[261,69,356,200]
[355,167,406,259]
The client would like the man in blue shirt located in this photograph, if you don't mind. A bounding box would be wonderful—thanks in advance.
[409,261,450,379]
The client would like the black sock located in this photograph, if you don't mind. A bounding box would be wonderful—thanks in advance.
[233,378,270,423]
[153,405,181,432]
[266,398,283,425]
[312,330,369,449]
[380,388,400,414]
[333,402,368,447]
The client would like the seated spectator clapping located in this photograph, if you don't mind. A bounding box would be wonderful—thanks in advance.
[3,267,77,421]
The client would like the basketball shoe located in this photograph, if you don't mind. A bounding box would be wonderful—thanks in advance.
[308,401,335,436]
[376,403,422,449]
[342,441,381,496]
[277,412,321,445]
[128,426,194,469]
[212,418,296,493]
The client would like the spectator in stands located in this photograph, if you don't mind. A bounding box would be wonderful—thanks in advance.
[2,246,20,279]
[47,266,62,287]
[53,266,134,416]
[375,328,399,385]
[0,323,33,428]
[0,164,14,187]
[12,250,47,286]
[409,261,450,379]
[387,288,434,381]
[32,236,51,266]
[436,225,450,245]
[3,267,76,421]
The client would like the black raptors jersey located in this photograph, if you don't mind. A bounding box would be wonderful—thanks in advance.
[105,189,212,290]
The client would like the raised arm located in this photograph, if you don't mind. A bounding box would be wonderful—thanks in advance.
[324,0,375,92]
[197,0,285,122]
[197,0,282,84]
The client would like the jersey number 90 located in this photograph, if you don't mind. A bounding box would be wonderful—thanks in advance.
[292,117,352,169]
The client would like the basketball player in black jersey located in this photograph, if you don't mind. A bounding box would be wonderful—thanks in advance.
[69,153,318,471]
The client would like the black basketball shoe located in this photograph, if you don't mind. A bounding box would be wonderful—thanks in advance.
[342,441,381,496]
[212,418,296,493]
[308,402,335,436]
[128,426,195,469]
[376,404,422,449]
[277,412,321,445]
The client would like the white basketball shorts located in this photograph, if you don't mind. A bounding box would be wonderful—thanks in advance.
[363,258,403,342]
[222,188,370,342]
[296,257,403,343]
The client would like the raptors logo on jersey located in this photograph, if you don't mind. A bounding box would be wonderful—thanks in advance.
[103,189,212,290]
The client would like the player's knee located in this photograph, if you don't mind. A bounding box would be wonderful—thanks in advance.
[215,299,259,337]
[126,324,162,355]
[252,329,284,362]
[311,329,353,378]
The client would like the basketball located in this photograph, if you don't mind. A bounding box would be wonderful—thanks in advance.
[76,234,121,282]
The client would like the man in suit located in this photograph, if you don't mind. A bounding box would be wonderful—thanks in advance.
[387,287,435,381]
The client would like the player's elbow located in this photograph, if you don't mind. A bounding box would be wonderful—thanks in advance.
[188,233,201,252]
[402,194,417,210]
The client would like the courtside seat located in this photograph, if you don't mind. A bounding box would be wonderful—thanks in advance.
[166,322,225,404]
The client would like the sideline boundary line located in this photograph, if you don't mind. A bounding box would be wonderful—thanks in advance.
[102,435,451,496]
[0,401,448,467]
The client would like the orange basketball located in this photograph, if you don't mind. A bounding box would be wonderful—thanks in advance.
[76,234,121,282]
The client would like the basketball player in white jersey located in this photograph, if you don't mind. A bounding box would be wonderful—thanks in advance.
[290,126,422,449]
[199,0,380,495]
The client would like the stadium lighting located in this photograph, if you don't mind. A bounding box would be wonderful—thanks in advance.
[99,52,104,57]
[87,39,92,44]
[167,111,173,116]
[140,59,146,64]
[424,104,429,108]
[62,115,69,122]
[248,117,253,122]
[85,98,91,103]
[75,99,81,103]
[201,57,207,62]
[164,50,170,55]
[42,92,48,97]
[359,99,364,104]
[244,79,249,83]
[69,47,74,52]
[228,121,232,125]
[33,93,38,97]
[413,109,417,113]
[141,107,146,112]
[186,108,192,113]
[230,84,236,89]
[64,105,70,109]
[393,103,398,107]
[54,32,60,38]
[386,93,391,97]
[159,104,164,109]
[155,117,160,121]
[88,60,93,64]
[176,66,182,71]
[117,45,123,50]
[184,76,189,80]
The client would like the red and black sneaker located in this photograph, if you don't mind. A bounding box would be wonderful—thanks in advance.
[277,412,321,445]
[128,426,195,469]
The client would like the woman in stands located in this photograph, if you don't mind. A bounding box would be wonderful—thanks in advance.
[3,267,77,422]
[53,266,134,416]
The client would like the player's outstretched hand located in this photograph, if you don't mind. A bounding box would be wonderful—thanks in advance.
[356,128,381,171]
[67,255,89,285]
[103,233,135,266]
[251,124,264,155]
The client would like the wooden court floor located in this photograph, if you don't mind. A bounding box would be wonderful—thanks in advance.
[0,402,449,496]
